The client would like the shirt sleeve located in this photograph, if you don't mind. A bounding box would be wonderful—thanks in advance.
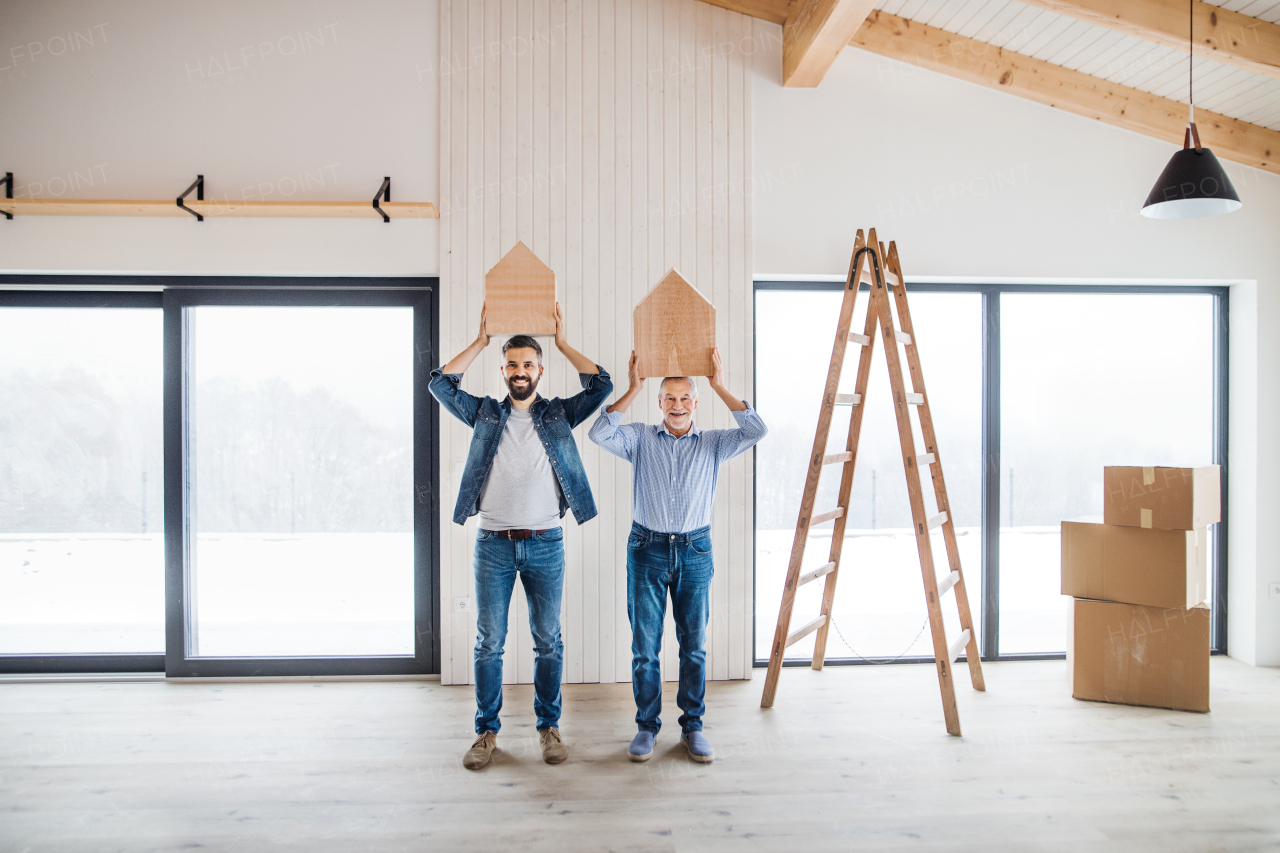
[588,409,640,462]
[428,368,482,427]
[708,406,769,463]
[560,365,614,428]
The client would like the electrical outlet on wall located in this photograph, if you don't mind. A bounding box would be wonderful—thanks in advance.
[1269,583,1280,599]
[454,597,472,613]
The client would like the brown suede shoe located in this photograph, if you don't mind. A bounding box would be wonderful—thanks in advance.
[539,727,568,764]
[463,731,497,770]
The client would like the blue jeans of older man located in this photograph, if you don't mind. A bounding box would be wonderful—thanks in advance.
[473,527,565,734]
[626,522,713,735]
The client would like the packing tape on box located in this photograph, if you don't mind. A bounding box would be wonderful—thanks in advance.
[1143,467,1156,485]
[1140,508,1153,528]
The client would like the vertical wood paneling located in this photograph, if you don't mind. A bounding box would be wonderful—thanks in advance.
[596,0,616,687]
[440,0,754,687]
[614,2,634,684]
[564,0,584,685]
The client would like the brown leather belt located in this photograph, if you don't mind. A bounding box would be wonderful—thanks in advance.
[484,528,554,541]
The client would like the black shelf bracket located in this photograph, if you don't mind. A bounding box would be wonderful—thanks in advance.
[372,176,390,223]
[177,175,204,221]
[2,172,12,221]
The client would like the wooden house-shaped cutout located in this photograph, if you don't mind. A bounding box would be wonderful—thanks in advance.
[484,241,557,335]
[633,268,715,379]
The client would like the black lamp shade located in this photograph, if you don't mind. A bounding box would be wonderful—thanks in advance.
[1141,146,1242,219]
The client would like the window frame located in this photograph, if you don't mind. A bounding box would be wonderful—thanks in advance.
[752,281,1229,665]
[0,276,441,676]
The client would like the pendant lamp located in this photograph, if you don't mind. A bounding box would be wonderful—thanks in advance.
[1140,0,1242,219]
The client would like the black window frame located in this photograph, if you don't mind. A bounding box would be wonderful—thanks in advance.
[0,275,441,677]
[752,281,1230,665]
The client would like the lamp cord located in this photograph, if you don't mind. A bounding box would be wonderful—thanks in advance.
[1189,0,1194,123]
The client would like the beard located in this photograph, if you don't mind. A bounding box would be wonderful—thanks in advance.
[506,373,539,401]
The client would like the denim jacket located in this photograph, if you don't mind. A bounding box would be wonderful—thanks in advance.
[429,366,613,525]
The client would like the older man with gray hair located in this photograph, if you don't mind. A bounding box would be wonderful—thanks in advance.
[588,348,766,764]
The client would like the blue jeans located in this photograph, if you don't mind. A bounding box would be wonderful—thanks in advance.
[473,527,565,734]
[626,521,713,735]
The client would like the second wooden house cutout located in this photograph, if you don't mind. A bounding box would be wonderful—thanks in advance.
[484,241,557,335]
[633,268,715,379]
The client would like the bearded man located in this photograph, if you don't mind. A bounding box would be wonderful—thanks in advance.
[429,303,612,770]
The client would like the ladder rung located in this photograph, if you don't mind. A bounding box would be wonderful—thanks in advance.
[810,507,845,526]
[822,452,852,466]
[905,393,924,406]
[856,266,901,288]
[798,562,836,587]
[937,570,960,597]
[947,628,971,663]
[894,329,912,345]
[785,615,829,648]
[849,332,871,346]
[834,393,861,406]
[927,511,948,530]
[917,453,935,465]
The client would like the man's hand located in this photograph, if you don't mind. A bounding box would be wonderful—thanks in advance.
[708,347,725,389]
[628,351,644,392]
[706,347,747,412]
[477,303,491,347]
[549,302,600,375]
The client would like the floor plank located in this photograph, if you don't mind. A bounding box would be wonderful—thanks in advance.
[1,658,1278,851]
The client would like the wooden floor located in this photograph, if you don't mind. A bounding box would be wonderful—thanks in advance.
[1,658,1278,852]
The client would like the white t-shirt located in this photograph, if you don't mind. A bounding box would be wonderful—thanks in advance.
[477,407,564,530]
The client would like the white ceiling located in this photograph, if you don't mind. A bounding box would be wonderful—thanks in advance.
[873,0,1280,130]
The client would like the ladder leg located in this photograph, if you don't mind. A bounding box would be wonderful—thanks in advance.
[869,249,962,736]
[884,240,986,693]
[811,291,879,670]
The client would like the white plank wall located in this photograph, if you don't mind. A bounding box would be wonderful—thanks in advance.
[438,0,755,686]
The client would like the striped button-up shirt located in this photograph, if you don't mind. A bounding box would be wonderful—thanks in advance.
[589,407,768,533]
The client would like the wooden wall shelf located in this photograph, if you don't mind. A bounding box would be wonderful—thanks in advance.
[0,198,439,220]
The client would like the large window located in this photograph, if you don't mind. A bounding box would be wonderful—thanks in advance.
[0,281,439,676]
[754,283,1226,663]
[0,303,163,659]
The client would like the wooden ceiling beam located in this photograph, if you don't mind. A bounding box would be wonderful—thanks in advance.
[696,0,792,26]
[783,0,880,87]
[1017,0,1280,82]
[849,10,1278,175]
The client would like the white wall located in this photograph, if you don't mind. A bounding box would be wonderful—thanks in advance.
[0,0,438,275]
[750,24,1280,666]
[438,0,758,686]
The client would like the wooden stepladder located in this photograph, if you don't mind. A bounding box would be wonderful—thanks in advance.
[760,229,985,736]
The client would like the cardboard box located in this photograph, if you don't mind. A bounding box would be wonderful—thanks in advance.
[1061,517,1208,610]
[1068,598,1210,713]
[1103,466,1220,531]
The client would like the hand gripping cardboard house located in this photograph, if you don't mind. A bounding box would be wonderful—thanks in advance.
[633,269,715,379]
[1062,466,1220,713]
[483,241,557,336]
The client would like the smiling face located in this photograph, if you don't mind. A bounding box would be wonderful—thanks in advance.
[658,378,698,436]
[501,346,543,402]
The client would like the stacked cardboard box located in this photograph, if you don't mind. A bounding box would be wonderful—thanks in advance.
[1061,466,1219,713]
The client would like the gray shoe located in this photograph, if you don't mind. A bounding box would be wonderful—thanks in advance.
[463,731,497,770]
[628,731,655,762]
[680,731,714,763]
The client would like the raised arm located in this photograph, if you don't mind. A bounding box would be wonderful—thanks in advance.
[707,347,747,412]
[553,302,600,376]
[606,351,645,414]
[441,304,491,375]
